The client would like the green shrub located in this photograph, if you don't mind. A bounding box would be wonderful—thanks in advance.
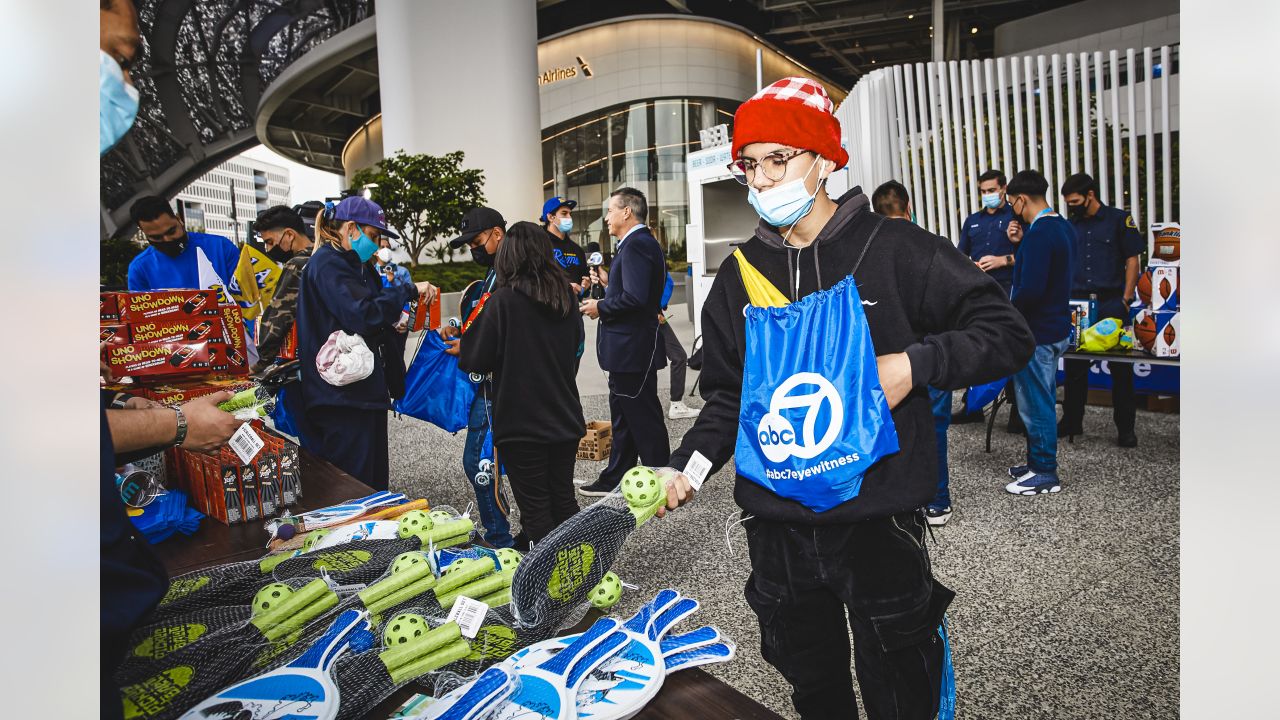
[409,262,490,293]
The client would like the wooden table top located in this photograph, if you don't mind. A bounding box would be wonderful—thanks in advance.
[153,450,781,720]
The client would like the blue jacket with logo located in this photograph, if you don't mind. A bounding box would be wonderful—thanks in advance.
[126,231,239,294]
[296,243,417,411]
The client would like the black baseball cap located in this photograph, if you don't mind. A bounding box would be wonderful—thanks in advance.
[449,207,506,248]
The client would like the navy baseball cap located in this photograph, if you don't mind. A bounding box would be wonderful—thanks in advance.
[541,196,577,221]
[332,196,399,239]
[449,207,507,248]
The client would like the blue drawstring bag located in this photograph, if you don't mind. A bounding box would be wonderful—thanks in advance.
[965,377,1008,414]
[733,268,900,513]
[394,331,478,433]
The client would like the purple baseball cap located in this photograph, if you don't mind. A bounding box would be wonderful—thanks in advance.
[332,196,399,239]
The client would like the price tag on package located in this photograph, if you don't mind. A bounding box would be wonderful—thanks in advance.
[229,423,265,465]
[683,450,712,491]
[446,595,490,639]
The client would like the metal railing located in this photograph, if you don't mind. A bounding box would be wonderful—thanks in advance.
[834,44,1179,240]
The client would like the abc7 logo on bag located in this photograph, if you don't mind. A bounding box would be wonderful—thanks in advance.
[756,372,844,463]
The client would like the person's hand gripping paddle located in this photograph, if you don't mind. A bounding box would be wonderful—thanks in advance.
[509,467,671,632]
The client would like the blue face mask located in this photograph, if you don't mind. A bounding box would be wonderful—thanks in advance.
[557,217,573,234]
[350,227,379,262]
[100,50,140,155]
[746,156,824,229]
[981,192,1002,210]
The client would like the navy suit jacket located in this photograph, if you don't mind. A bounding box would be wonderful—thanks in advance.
[597,226,668,374]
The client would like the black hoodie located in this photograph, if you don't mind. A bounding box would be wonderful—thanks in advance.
[459,287,586,445]
[670,187,1035,525]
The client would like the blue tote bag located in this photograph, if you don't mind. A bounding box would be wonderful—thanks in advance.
[393,330,478,433]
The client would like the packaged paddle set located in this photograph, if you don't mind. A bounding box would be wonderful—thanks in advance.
[166,423,301,525]
[111,471,736,720]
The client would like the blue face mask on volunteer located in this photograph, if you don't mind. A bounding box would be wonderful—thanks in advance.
[100,49,140,155]
[746,156,825,228]
[350,227,379,262]
[557,217,573,233]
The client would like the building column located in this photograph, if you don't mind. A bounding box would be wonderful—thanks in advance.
[375,0,543,228]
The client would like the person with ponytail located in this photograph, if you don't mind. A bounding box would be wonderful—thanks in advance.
[296,196,438,489]
[459,221,585,543]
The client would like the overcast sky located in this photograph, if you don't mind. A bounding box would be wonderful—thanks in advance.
[240,144,344,206]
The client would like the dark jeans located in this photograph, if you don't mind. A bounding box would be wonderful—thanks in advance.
[497,440,580,543]
[463,388,513,547]
[303,405,389,490]
[598,365,670,489]
[927,387,952,508]
[1062,293,1135,432]
[744,512,955,720]
[659,320,688,402]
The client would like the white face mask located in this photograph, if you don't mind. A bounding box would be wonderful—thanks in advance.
[746,156,825,229]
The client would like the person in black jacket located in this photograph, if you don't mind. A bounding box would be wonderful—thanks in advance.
[655,78,1035,719]
[578,187,670,496]
[296,196,436,489]
[460,222,586,543]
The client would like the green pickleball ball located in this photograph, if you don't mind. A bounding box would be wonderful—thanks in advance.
[383,613,429,647]
[302,528,330,552]
[495,548,523,572]
[252,582,294,617]
[621,466,663,509]
[589,572,623,609]
[397,510,434,539]
[391,551,427,575]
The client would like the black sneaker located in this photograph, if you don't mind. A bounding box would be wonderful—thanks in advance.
[576,479,617,497]
[1117,431,1138,448]
[924,506,952,526]
[950,411,984,425]
[510,531,533,552]
[1057,420,1084,438]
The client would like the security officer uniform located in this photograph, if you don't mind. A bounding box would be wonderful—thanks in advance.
[958,202,1017,292]
[1061,203,1145,441]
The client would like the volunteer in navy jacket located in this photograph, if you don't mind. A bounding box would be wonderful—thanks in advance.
[958,169,1018,293]
[1057,172,1146,446]
[577,187,670,496]
[957,170,1023,430]
[296,196,437,489]
[126,195,239,296]
[656,78,1034,720]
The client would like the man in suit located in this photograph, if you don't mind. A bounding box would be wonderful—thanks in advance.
[578,187,670,495]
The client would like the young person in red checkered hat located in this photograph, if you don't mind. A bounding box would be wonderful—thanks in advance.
[655,77,1035,719]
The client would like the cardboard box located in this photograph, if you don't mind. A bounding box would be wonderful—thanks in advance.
[257,452,280,518]
[1148,223,1181,267]
[138,377,256,407]
[117,290,220,322]
[1133,308,1180,357]
[278,324,298,361]
[100,323,130,348]
[101,292,122,321]
[1139,266,1180,311]
[107,341,212,379]
[218,305,250,375]
[577,420,613,461]
[129,317,225,345]
[1067,300,1092,350]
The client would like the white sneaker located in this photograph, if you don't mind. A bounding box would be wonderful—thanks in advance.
[668,401,701,419]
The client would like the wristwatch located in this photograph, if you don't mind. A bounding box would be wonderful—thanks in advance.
[1005,254,1014,266]
[172,406,188,447]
